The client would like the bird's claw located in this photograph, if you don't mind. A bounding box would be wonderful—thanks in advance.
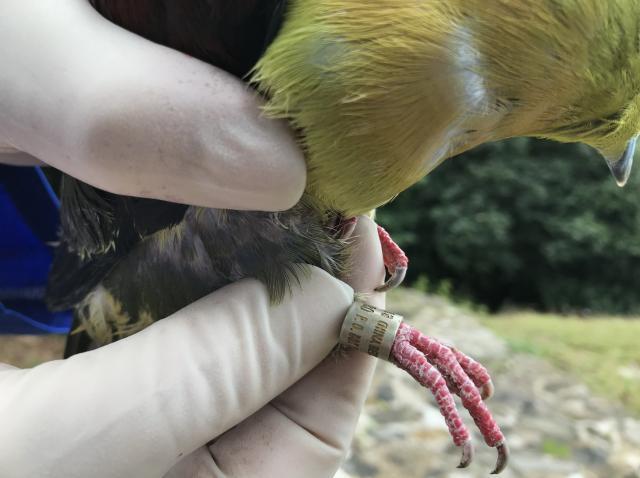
[480,380,495,401]
[492,442,510,474]
[458,441,475,469]
[375,265,407,292]
[391,322,507,474]
[376,224,409,290]
[336,219,408,290]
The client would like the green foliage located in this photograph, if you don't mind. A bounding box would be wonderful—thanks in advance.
[377,138,640,314]
[412,275,430,294]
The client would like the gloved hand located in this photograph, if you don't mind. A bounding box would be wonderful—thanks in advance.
[0,3,384,476]
[0,217,384,478]
[0,0,305,211]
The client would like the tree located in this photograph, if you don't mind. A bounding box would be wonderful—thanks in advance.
[377,138,640,314]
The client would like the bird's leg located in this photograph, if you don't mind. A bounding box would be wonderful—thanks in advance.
[376,225,408,291]
[390,322,509,474]
[392,325,474,468]
[332,217,408,290]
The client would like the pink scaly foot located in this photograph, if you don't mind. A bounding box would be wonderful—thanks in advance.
[436,350,494,399]
[334,219,408,290]
[391,322,509,474]
[450,346,495,400]
[392,325,474,468]
[376,225,408,292]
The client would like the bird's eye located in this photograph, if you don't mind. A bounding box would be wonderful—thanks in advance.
[603,110,624,123]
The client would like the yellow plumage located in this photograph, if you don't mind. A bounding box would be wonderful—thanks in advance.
[253,0,640,215]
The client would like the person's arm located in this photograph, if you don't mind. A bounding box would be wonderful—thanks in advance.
[0,0,306,211]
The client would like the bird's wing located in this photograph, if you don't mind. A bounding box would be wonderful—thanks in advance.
[46,175,189,311]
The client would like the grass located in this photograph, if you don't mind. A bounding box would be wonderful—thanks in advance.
[482,311,640,415]
[541,438,573,459]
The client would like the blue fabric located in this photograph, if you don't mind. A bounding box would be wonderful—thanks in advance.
[0,165,72,334]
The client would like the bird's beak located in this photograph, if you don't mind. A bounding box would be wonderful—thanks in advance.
[605,136,637,187]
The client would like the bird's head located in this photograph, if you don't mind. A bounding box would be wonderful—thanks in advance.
[540,91,640,188]
[487,1,640,187]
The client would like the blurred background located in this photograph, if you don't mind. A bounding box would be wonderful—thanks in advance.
[1,138,639,477]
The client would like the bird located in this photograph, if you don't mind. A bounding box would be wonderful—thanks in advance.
[253,0,640,209]
[46,0,640,474]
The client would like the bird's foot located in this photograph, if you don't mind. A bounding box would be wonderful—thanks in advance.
[376,224,408,291]
[391,322,508,474]
[331,218,408,291]
[336,216,359,239]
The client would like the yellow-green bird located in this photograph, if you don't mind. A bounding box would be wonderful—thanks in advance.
[255,0,640,212]
[47,0,640,474]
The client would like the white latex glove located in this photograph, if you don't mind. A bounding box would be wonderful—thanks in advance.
[0,217,384,478]
[0,3,384,476]
[0,0,305,211]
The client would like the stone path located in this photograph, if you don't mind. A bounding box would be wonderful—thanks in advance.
[339,289,640,478]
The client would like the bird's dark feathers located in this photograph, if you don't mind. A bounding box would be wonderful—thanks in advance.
[89,0,286,78]
[53,200,348,353]
[56,175,187,257]
[47,175,188,310]
[47,0,344,357]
